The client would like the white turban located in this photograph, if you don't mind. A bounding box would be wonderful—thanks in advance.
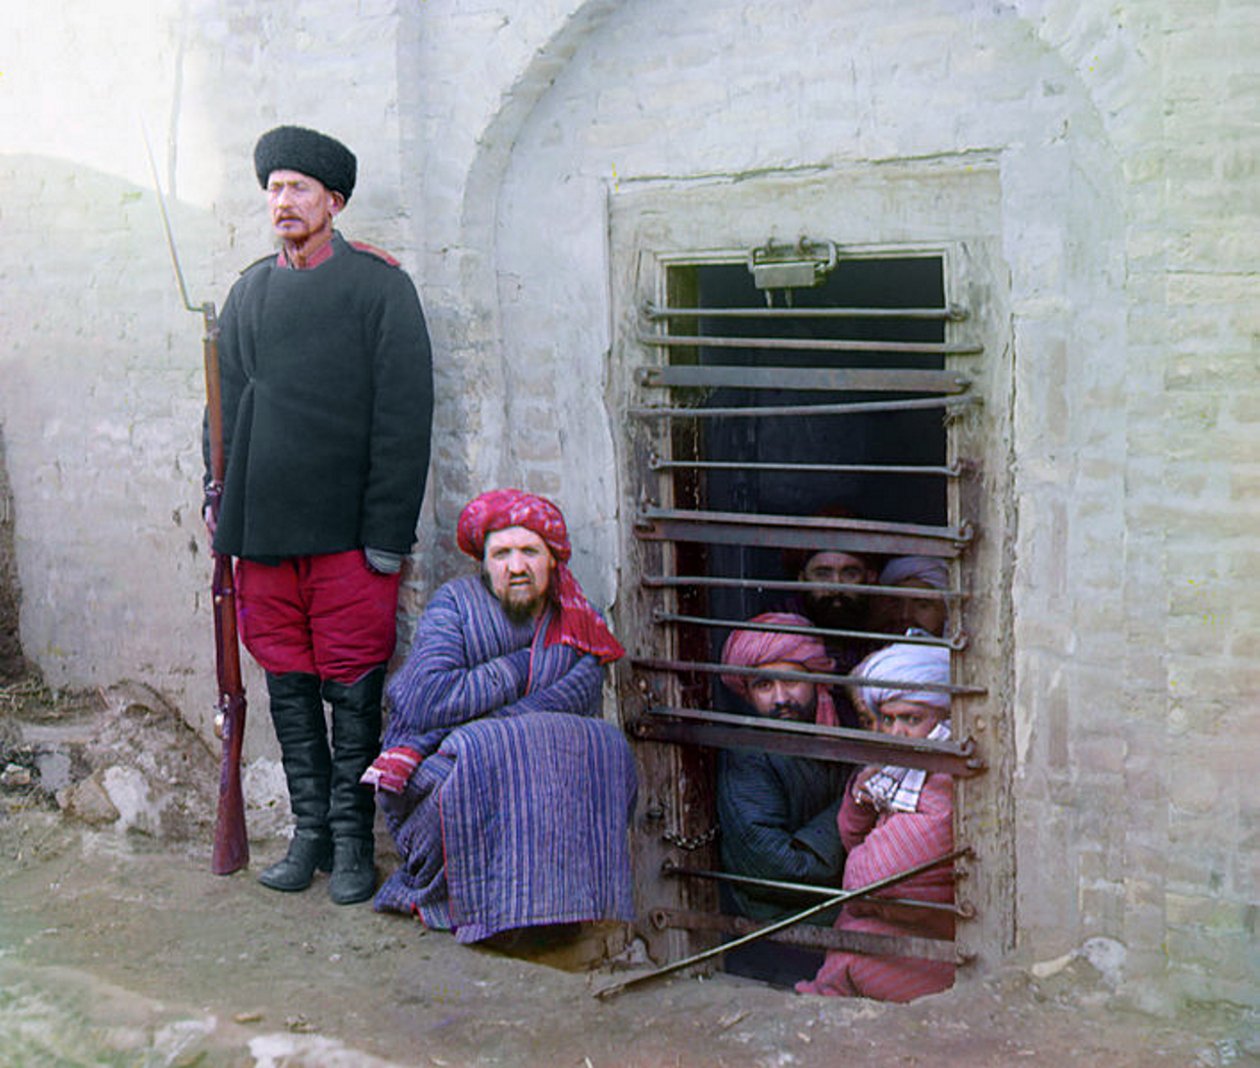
[878,555,948,591]
[851,642,951,716]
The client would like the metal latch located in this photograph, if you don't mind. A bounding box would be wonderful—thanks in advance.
[747,237,838,299]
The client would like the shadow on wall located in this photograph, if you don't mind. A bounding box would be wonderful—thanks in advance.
[0,427,25,682]
[0,152,218,698]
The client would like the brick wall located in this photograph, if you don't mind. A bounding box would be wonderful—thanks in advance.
[2,0,1256,1008]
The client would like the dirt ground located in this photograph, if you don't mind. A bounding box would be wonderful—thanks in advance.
[1,677,1257,1068]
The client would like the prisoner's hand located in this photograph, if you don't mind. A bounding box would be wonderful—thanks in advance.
[850,765,882,806]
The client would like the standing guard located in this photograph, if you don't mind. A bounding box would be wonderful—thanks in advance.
[204,125,433,904]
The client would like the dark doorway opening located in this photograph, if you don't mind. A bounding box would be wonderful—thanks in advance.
[667,254,950,683]
[637,251,961,989]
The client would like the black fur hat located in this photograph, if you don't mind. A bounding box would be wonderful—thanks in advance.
[253,125,357,202]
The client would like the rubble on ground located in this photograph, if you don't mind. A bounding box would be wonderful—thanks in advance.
[2,672,1258,1067]
[1,673,218,839]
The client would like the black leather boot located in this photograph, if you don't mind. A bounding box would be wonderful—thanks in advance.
[258,671,333,892]
[323,667,384,905]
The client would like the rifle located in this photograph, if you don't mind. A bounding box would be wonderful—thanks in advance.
[144,128,249,875]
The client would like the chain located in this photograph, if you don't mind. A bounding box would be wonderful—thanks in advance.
[662,826,719,852]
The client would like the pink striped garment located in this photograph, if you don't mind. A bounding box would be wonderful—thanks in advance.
[796,772,955,1002]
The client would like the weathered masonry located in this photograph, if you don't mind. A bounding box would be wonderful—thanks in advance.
[5,0,1258,1014]
[607,166,1015,977]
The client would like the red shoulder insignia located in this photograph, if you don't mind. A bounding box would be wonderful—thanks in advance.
[350,241,401,267]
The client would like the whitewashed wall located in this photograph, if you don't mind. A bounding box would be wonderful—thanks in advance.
[1,0,419,751]
[1,0,1256,1011]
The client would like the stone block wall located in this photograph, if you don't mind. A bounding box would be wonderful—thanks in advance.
[2,0,1256,1009]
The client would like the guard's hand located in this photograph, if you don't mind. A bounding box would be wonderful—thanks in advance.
[360,746,422,794]
[202,484,221,542]
[364,547,403,574]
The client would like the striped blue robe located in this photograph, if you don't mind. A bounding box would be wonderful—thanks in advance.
[374,576,637,941]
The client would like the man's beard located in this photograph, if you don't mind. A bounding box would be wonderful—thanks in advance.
[769,689,818,723]
[483,572,548,624]
[803,592,867,631]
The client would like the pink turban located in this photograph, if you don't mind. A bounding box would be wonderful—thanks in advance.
[719,612,840,727]
[457,488,625,664]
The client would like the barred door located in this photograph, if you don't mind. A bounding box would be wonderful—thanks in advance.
[616,237,990,978]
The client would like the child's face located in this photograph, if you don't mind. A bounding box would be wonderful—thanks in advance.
[874,698,945,739]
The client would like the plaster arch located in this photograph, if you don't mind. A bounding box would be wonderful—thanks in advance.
[413,0,625,568]
[479,0,1132,617]
[474,0,1143,974]
[1013,0,1164,158]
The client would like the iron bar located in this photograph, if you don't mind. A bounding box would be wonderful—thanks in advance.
[591,847,970,998]
[636,365,969,394]
[651,610,963,651]
[660,861,972,918]
[663,579,955,601]
[643,703,982,768]
[634,659,982,697]
[650,909,964,964]
[642,574,967,595]
[648,457,962,477]
[636,329,982,356]
[644,302,966,322]
[654,578,958,602]
[629,395,974,420]
[644,507,969,541]
[634,507,971,558]
[631,713,981,775]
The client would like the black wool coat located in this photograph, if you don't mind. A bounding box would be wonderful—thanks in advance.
[207,233,433,561]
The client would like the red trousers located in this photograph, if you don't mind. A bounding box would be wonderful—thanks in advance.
[235,551,402,683]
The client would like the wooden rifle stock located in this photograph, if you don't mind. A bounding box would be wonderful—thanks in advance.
[203,304,250,875]
[143,126,248,873]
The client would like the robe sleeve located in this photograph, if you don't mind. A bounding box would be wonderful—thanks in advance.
[837,779,880,853]
[493,647,604,720]
[841,773,954,902]
[384,585,532,750]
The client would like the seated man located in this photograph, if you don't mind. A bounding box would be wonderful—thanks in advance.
[716,613,854,983]
[796,642,955,1003]
[872,555,950,638]
[361,489,637,943]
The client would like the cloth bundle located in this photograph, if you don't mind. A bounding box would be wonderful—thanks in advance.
[860,721,952,812]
